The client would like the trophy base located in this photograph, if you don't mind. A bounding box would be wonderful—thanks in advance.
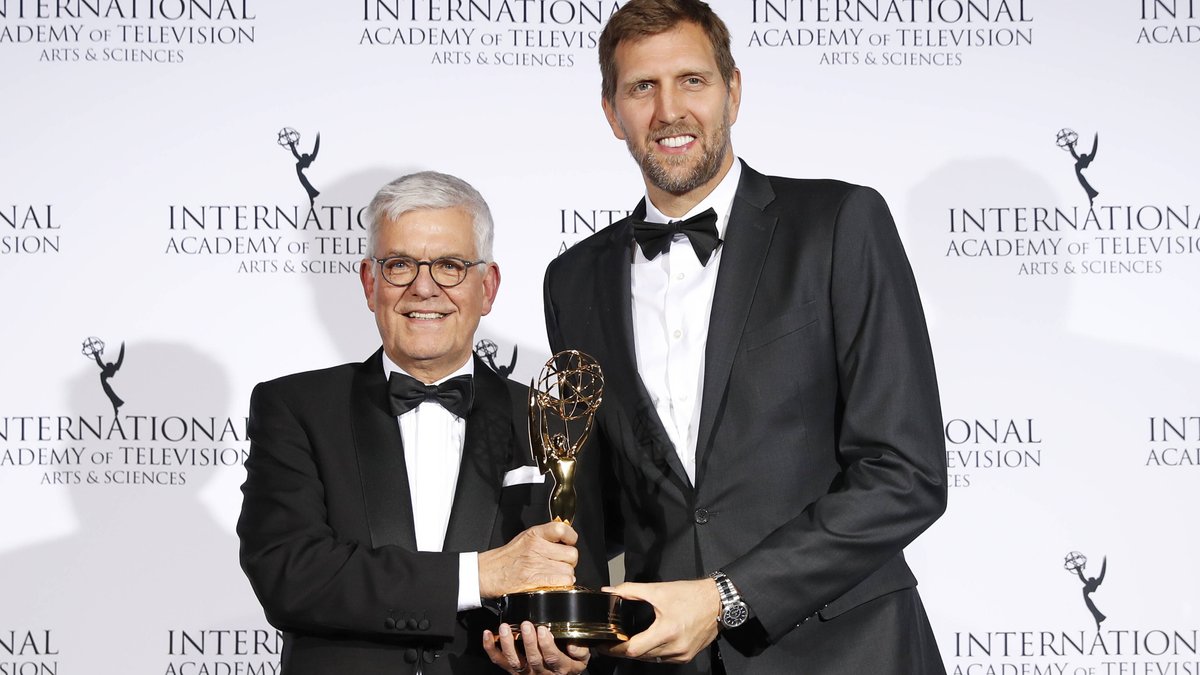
[499,587,629,642]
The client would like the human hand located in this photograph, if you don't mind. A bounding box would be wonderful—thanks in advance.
[600,579,720,664]
[479,521,578,599]
[483,621,591,674]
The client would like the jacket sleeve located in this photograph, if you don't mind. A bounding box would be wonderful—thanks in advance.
[236,380,461,640]
[722,186,948,641]
[543,258,627,564]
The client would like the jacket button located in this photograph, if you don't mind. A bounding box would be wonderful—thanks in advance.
[423,650,437,663]
[694,508,709,524]
[384,618,396,630]
[403,648,418,663]
[418,618,431,631]
[406,618,418,630]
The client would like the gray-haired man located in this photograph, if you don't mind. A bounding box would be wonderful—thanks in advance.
[239,171,607,675]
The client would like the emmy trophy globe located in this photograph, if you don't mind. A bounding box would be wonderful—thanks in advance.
[498,350,632,642]
[276,126,301,148]
[81,336,106,359]
[1055,127,1080,151]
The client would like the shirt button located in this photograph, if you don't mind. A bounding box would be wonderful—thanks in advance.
[676,272,685,280]
[672,329,682,339]
[694,508,709,524]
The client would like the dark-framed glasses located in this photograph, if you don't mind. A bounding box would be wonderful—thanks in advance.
[372,256,486,288]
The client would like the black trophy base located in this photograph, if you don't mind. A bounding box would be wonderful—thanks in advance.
[499,588,628,642]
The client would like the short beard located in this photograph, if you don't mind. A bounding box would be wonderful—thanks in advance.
[626,106,732,196]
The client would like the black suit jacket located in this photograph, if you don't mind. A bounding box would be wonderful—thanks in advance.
[237,351,609,674]
[544,163,948,674]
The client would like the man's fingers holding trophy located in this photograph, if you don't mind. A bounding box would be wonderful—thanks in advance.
[483,621,591,675]
[600,579,721,663]
[482,623,529,673]
[533,520,580,547]
[479,522,580,598]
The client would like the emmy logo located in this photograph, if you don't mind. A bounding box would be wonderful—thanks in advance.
[82,336,125,415]
[474,338,518,379]
[277,126,321,207]
[1055,128,1100,205]
[499,351,637,642]
[1064,550,1106,629]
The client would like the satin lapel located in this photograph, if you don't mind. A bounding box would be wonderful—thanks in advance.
[442,356,511,553]
[695,165,778,488]
[351,349,418,550]
[601,205,692,491]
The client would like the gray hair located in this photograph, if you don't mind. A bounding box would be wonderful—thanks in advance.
[365,171,495,264]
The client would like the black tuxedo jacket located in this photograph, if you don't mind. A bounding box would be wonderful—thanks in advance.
[544,163,948,674]
[237,351,609,675]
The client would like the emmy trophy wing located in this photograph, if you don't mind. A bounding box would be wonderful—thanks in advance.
[114,342,125,369]
[529,382,549,474]
[311,133,321,160]
[1096,557,1106,584]
[505,345,518,374]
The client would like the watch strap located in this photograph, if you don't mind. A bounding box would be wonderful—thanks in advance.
[709,570,749,628]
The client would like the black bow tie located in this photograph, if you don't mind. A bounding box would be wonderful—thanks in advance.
[632,207,721,265]
[387,372,473,418]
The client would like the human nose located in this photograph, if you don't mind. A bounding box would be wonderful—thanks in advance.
[405,262,441,298]
[654,86,686,125]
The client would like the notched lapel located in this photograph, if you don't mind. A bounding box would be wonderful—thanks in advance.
[696,165,779,488]
[350,351,418,550]
[596,202,641,394]
[442,358,511,553]
[599,206,691,490]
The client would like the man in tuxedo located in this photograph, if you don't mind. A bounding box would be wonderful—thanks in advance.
[238,171,603,675]
[541,1,949,672]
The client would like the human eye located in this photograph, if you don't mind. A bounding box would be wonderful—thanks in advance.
[385,257,415,272]
[437,258,468,274]
[629,81,654,96]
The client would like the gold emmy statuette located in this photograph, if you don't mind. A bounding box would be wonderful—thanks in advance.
[498,351,630,642]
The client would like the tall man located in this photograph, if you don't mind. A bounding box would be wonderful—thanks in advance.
[238,171,603,675]
[542,1,949,673]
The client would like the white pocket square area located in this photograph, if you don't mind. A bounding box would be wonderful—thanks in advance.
[502,465,547,487]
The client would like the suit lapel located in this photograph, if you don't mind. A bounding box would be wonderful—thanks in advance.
[601,204,692,491]
[695,164,778,488]
[442,356,511,552]
[351,349,418,550]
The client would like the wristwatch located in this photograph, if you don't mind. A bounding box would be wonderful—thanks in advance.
[709,570,749,629]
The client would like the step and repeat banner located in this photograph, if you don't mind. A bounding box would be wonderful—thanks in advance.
[2,1,1197,673]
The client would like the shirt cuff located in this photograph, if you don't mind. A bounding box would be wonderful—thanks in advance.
[457,551,482,611]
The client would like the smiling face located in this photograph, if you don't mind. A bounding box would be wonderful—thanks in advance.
[360,206,500,383]
[602,20,741,214]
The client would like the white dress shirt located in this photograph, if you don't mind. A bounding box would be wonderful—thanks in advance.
[382,354,481,611]
[631,159,742,486]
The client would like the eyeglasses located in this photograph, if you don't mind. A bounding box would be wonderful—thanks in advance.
[371,256,486,288]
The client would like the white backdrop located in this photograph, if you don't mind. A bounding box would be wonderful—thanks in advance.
[2,1,1197,673]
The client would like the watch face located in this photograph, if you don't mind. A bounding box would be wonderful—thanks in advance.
[722,603,749,628]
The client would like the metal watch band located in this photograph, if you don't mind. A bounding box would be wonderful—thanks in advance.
[709,570,749,629]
